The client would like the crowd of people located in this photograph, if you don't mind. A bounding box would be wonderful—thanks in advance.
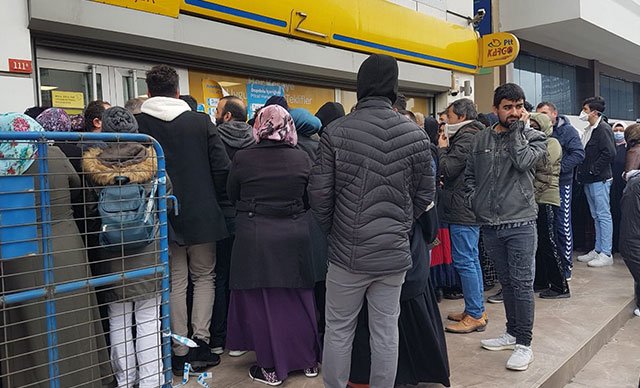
[1,53,639,388]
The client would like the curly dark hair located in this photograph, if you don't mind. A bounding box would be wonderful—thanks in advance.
[146,65,179,97]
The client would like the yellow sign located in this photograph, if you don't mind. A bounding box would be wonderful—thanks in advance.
[201,79,226,118]
[93,0,180,18]
[480,32,520,68]
[51,91,85,109]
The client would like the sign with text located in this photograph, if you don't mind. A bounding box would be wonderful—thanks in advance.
[8,59,32,74]
[246,83,285,118]
[51,91,85,109]
[479,32,520,68]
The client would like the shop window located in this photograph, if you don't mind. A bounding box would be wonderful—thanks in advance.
[513,53,577,115]
[39,68,102,114]
[123,76,149,101]
[599,74,637,120]
[188,71,335,120]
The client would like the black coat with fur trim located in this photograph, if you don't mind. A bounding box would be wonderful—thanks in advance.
[83,144,172,302]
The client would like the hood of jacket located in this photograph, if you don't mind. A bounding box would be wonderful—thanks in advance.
[531,112,553,137]
[217,120,255,149]
[356,54,398,103]
[290,108,322,136]
[141,96,191,122]
[315,102,345,130]
[83,144,156,185]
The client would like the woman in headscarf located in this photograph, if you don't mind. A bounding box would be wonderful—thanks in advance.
[226,105,320,386]
[0,113,113,387]
[619,123,640,318]
[530,113,570,299]
[611,121,628,253]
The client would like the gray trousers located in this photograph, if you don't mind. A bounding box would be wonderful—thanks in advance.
[322,263,405,388]
[169,243,216,356]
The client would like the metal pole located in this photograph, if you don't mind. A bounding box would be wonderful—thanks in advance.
[37,141,60,388]
[132,69,139,99]
[91,65,98,101]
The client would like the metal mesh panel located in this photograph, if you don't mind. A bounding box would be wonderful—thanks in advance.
[0,132,173,388]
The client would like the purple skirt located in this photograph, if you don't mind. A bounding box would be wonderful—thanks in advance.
[226,288,321,380]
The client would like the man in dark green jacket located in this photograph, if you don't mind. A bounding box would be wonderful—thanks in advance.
[464,83,546,372]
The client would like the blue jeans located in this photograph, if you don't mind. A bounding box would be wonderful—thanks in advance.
[449,224,484,319]
[482,224,537,347]
[555,184,573,276]
[584,180,613,256]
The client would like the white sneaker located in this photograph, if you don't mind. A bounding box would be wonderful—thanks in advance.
[481,332,516,351]
[506,344,534,371]
[229,350,248,357]
[634,308,640,317]
[587,252,613,267]
[577,250,598,262]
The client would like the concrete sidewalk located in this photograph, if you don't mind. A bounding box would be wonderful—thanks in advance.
[175,255,635,387]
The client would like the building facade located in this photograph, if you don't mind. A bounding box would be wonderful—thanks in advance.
[1,0,490,118]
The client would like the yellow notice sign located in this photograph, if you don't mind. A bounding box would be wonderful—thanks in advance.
[93,0,180,18]
[51,91,85,109]
[480,32,520,68]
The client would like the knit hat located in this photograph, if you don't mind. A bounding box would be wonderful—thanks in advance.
[36,108,71,132]
[290,108,321,136]
[101,106,138,133]
[357,54,399,103]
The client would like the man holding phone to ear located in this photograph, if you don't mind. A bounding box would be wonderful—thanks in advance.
[464,83,547,371]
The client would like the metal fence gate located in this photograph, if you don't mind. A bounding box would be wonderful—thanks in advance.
[0,131,173,388]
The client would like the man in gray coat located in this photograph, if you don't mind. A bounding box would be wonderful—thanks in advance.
[309,54,434,388]
[465,83,546,371]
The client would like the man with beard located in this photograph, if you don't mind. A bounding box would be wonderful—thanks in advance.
[210,95,255,356]
[464,83,546,371]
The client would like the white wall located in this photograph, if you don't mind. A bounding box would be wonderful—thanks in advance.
[0,0,36,112]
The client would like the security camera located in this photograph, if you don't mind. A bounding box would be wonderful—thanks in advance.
[470,9,486,28]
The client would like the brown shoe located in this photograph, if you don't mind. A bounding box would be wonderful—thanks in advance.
[445,314,487,333]
[447,311,489,323]
[447,311,467,322]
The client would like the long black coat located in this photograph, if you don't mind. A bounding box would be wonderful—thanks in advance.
[137,110,230,245]
[227,141,314,290]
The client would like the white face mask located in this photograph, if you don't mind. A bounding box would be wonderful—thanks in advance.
[578,110,589,122]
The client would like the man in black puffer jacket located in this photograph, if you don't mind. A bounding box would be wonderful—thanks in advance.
[310,54,434,388]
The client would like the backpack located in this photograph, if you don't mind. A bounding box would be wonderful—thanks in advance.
[98,176,158,250]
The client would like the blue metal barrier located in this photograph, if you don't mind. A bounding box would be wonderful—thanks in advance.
[0,132,173,388]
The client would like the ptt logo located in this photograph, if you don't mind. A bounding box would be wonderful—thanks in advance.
[488,39,501,48]
[487,38,515,58]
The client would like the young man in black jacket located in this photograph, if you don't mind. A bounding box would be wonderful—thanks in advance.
[136,65,231,374]
[575,96,616,267]
[310,54,434,388]
[465,83,546,372]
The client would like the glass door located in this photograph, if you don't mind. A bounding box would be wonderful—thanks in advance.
[113,67,149,105]
[37,59,109,115]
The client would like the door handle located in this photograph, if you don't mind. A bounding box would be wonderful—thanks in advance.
[294,11,328,38]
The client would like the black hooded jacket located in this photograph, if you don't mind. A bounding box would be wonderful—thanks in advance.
[309,54,435,275]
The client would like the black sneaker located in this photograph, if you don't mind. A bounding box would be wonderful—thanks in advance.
[487,288,503,304]
[249,365,282,386]
[188,338,221,371]
[172,354,187,376]
[539,289,570,299]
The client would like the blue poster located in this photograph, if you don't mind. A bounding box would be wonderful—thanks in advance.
[246,83,285,118]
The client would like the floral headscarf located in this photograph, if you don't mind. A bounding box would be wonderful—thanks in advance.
[0,113,44,176]
[36,108,71,132]
[69,114,85,131]
[252,104,297,146]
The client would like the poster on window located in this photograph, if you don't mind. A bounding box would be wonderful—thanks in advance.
[246,83,285,118]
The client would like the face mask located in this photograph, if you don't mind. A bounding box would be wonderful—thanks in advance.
[578,110,589,122]
[614,132,625,143]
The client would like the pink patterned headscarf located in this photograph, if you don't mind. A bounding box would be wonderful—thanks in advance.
[252,105,297,146]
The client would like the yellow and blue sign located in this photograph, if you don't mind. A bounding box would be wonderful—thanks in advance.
[94,0,520,73]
